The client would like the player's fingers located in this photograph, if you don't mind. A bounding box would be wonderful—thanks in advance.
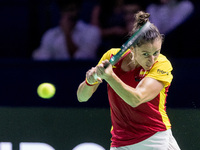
[97,77,103,83]
[96,65,103,74]
[101,60,111,68]
[97,63,104,69]
[86,67,97,81]
[102,59,109,63]
[96,64,106,75]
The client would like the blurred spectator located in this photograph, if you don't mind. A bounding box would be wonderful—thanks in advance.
[91,0,126,54]
[79,0,99,24]
[159,0,200,58]
[123,0,146,33]
[32,0,101,60]
[91,0,144,58]
[146,0,194,35]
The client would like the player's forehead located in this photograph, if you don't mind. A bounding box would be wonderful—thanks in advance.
[137,39,162,52]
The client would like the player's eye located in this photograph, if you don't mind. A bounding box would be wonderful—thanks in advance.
[143,53,149,56]
[153,51,159,56]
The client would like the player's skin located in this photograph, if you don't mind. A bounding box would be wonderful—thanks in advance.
[77,38,164,107]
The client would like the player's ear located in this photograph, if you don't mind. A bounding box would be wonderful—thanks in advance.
[130,46,137,54]
[130,46,134,51]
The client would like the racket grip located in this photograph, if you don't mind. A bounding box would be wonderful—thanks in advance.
[104,62,111,69]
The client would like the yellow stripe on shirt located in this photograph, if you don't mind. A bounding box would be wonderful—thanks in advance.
[159,87,171,129]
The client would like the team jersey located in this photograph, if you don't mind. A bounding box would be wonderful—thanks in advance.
[97,48,173,147]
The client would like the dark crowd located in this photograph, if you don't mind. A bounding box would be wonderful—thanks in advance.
[0,0,199,60]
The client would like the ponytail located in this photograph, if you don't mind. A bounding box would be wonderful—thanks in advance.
[130,11,164,47]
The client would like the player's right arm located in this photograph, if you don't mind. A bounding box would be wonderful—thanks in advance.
[77,81,100,102]
[77,49,119,102]
[77,67,101,102]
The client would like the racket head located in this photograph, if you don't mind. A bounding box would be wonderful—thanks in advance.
[109,21,151,66]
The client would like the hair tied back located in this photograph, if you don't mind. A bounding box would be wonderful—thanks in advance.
[136,11,150,27]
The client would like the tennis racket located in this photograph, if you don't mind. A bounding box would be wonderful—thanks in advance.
[109,21,151,66]
[94,21,151,80]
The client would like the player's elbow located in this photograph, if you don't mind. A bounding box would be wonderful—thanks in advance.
[131,93,152,108]
[129,94,143,108]
[130,99,141,108]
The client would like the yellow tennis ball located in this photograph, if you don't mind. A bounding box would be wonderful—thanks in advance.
[37,83,56,99]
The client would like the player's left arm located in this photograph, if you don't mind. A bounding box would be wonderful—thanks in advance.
[103,58,172,107]
[96,60,165,107]
[134,77,164,105]
[105,71,164,107]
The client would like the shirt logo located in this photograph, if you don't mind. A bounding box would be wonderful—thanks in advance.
[139,70,148,76]
[134,69,149,82]
[157,69,169,75]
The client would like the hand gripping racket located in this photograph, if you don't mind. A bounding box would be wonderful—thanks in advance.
[94,21,151,80]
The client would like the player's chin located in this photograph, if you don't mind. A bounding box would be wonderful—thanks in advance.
[143,64,152,70]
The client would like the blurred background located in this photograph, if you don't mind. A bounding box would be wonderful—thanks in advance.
[0,0,200,149]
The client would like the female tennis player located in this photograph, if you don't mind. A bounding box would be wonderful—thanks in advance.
[77,11,180,150]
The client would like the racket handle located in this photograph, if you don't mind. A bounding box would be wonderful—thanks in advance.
[104,61,111,69]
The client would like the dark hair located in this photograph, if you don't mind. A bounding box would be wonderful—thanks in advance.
[130,11,164,47]
[56,0,82,12]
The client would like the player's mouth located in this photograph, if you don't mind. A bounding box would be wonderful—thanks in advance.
[145,64,152,70]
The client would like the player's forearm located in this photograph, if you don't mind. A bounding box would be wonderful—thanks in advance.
[77,81,99,102]
[105,73,142,107]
